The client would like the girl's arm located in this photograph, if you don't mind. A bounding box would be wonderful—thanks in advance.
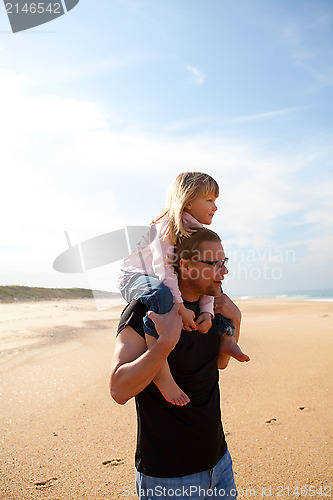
[150,221,197,330]
[199,295,214,316]
[195,296,214,334]
[149,221,183,304]
[149,214,204,304]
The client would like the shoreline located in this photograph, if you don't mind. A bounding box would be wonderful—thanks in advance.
[1,285,332,304]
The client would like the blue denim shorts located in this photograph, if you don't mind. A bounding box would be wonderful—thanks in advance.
[135,450,237,499]
[118,271,174,338]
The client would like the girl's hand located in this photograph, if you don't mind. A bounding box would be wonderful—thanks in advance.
[195,312,212,334]
[178,303,196,331]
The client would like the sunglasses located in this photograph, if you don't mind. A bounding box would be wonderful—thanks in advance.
[193,257,229,270]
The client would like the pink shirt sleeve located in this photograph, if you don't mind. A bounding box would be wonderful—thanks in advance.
[149,220,183,304]
[199,295,215,316]
[149,213,211,306]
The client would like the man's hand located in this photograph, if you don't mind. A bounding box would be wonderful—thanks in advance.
[195,312,212,333]
[214,293,243,370]
[110,305,182,405]
[147,304,183,349]
[214,293,241,328]
[178,303,197,331]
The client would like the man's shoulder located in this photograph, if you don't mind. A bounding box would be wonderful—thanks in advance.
[117,300,147,338]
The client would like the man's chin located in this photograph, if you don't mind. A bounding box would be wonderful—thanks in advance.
[206,285,222,297]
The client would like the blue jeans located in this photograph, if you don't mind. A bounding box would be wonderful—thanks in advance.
[215,314,235,337]
[135,450,237,499]
[216,286,235,337]
[119,272,174,338]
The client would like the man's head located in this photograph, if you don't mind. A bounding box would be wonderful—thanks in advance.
[174,228,228,301]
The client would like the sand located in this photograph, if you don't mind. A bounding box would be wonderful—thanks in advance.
[0,298,332,499]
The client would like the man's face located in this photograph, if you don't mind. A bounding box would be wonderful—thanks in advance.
[185,240,228,297]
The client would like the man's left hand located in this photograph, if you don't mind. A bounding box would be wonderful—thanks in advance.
[214,293,241,327]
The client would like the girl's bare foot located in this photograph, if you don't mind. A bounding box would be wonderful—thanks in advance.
[154,374,190,406]
[219,335,250,362]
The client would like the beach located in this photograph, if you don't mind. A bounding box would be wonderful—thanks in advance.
[1,298,332,499]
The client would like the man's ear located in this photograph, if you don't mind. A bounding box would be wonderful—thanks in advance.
[179,258,190,277]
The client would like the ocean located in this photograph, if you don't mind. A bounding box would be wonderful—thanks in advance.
[237,288,333,302]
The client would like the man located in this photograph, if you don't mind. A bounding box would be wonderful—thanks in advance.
[110,228,244,499]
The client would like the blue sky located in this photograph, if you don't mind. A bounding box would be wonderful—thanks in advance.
[0,0,332,297]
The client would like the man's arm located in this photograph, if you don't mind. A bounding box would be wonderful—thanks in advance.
[110,305,182,405]
[214,294,242,370]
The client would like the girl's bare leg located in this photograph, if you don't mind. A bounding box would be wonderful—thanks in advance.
[219,334,250,362]
[145,334,190,406]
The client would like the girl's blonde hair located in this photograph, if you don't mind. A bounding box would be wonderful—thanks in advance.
[152,172,219,245]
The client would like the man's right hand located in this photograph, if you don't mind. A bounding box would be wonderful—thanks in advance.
[147,304,183,350]
[110,305,182,405]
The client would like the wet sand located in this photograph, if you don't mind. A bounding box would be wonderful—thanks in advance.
[0,298,332,499]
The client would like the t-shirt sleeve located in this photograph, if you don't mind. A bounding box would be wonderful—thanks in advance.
[117,300,147,338]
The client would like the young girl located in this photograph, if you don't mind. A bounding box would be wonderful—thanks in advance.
[118,172,249,406]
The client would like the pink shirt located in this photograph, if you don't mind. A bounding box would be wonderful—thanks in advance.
[121,212,214,316]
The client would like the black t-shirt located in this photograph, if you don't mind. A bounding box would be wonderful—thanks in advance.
[117,300,227,478]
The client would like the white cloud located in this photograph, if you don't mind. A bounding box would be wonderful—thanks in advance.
[281,18,333,92]
[185,65,206,87]
[229,107,307,124]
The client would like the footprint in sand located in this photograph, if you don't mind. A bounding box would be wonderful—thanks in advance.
[299,406,312,412]
[266,418,278,424]
[102,458,124,466]
[35,477,58,489]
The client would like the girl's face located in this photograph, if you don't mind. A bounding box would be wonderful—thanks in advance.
[184,193,218,225]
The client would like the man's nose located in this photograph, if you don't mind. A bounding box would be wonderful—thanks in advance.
[216,265,228,277]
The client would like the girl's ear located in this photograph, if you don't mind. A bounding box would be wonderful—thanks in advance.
[185,203,192,211]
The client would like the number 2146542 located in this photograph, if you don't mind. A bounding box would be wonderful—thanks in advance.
[276,485,331,497]
[5,3,62,15]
